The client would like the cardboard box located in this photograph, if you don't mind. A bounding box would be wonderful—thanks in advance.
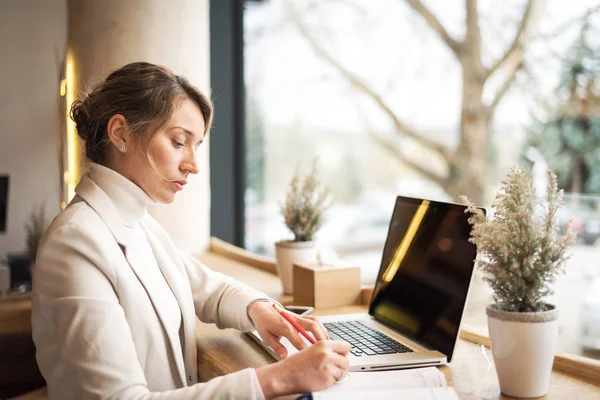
[293,262,361,308]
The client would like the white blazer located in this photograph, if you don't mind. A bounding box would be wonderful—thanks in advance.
[32,172,269,400]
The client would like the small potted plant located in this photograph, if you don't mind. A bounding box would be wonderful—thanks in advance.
[276,162,331,294]
[7,204,47,291]
[462,167,576,398]
[25,204,47,267]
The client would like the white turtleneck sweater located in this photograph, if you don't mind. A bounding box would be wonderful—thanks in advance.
[89,162,184,360]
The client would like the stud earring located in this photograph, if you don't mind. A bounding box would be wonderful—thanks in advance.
[119,144,126,152]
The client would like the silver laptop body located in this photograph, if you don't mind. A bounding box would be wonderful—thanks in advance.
[248,196,483,371]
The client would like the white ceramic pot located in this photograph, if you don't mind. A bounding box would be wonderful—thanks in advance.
[274,240,318,295]
[486,303,559,398]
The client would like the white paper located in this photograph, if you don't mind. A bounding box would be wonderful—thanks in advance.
[311,367,458,400]
[320,367,446,392]
[312,387,459,400]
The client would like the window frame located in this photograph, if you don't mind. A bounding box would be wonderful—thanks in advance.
[209,0,246,247]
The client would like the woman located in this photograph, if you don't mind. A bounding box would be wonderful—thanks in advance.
[32,62,350,400]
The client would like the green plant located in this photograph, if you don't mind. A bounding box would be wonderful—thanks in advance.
[280,161,331,242]
[461,167,577,313]
[25,204,47,264]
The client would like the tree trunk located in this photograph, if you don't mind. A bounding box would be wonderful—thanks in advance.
[444,64,489,205]
[571,155,582,194]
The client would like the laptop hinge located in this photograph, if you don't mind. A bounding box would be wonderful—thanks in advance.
[369,360,442,370]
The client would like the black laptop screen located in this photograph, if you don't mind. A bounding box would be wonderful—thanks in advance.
[369,196,481,361]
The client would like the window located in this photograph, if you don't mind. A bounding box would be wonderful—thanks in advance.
[239,0,600,360]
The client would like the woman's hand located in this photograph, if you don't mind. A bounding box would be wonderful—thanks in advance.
[248,301,329,358]
[255,340,351,399]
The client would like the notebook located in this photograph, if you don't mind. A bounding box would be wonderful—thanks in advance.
[249,195,484,371]
[309,366,458,400]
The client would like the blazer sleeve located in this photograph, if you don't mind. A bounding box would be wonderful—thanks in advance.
[32,223,265,400]
[179,250,273,331]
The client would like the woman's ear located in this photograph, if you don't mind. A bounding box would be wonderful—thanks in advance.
[107,114,130,152]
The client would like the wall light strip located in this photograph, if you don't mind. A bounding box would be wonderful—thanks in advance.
[65,51,77,202]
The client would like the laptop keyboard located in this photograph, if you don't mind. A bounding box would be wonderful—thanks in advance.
[324,320,414,357]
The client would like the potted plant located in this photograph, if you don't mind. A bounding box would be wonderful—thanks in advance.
[462,167,576,398]
[7,204,47,291]
[25,204,47,267]
[276,162,331,294]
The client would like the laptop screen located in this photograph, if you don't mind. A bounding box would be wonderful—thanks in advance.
[369,196,482,361]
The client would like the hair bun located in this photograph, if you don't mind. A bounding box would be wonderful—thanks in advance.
[70,99,91,141]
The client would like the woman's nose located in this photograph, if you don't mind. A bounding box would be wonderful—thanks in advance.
[183,150,199,175]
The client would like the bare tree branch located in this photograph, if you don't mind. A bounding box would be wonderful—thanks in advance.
[516,64,559,113]
[488,52,523,114]
[403,0,463,56]
[464,0,482,67]
[353,100,446,185]
[462,0,488,79]
[486,0,538,78]
[531,4,600,41]
[369,130,446,185]
[285,1,451,164]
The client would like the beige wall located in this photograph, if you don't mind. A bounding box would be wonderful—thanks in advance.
[0,0,212,258]
[0,0,67,257]
[68,0,211,255]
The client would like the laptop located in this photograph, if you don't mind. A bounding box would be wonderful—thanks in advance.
[248,195,483,371]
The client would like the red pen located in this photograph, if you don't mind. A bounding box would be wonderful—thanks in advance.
[273,303,317,344]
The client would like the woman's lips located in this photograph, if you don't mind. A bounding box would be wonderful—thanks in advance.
[173,180,187,191]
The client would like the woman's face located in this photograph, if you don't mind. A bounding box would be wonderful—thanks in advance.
[122,99,206,204]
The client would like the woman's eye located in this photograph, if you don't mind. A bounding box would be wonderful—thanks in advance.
[173,140,185,148]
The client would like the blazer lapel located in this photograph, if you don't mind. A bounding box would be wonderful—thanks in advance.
[124,243,189,387]
[144,226,198,385]
[75,175,188,386]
